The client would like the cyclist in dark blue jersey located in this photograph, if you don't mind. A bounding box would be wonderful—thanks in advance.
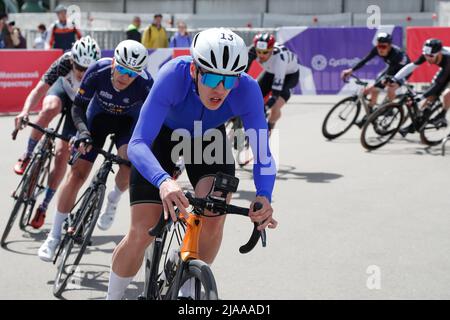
[106,28,278,300]
[38,40,154,262]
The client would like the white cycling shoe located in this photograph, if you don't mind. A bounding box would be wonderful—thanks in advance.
[38,236,60,262]
[97,201,117,231]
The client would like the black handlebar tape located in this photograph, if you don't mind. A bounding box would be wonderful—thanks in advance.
[239,202,264,254]
[11,129,18,141]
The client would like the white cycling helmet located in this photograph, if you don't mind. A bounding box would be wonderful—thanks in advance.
[191,28,248,76]
[114,39,149,72]
[71,36,101,68]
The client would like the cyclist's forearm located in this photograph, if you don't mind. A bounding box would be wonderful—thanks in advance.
[128,138,171,188]
[394,62,418,81]
[22,81,49,114]
[71,103,89,134]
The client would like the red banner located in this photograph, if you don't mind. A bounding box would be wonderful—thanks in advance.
[406,27,450,83]
[0,49,63,114]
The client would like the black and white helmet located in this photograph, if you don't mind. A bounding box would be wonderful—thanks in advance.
[114,40,149,72]
[71,36,101,68]
[191,28,248,76]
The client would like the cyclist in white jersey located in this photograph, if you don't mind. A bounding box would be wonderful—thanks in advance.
[246,33,300,131]
[12,36,101,229]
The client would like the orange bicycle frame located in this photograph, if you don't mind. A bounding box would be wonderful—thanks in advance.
[179,212,203,261]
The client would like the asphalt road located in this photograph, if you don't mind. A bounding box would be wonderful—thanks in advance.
[1,95,450,300]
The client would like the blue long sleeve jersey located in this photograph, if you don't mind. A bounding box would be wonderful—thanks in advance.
[128,56,277,202]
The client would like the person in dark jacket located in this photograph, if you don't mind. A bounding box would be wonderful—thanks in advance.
[126,16,142,42]
[46,4,82,51]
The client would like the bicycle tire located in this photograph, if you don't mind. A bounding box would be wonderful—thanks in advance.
[1,155,41,246]
[420,103,449,146]
[322,96,360,140]
[18,155,47,230]
[1,195,27,247]
[53,185,105,297]
[174,259,219,300]
[360,103,404,150]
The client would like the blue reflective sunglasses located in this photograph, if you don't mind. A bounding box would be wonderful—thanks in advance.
[198,67,240,90]
[115,64,139,78]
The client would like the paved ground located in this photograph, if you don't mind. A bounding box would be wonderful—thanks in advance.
[1,95,450,300]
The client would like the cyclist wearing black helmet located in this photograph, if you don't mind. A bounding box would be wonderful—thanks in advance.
[391,38,450,136]
[341,32,410,127]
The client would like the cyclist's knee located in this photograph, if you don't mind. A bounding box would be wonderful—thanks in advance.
[202,216,226,235]
[42,96,62,115]
[68,167,89,184]
[443,89,450,106]
[128,227,153,249]
[55,147,70,164]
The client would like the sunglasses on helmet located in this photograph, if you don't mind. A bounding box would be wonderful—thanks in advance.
[197,66,240,90]
[115,64,139,78]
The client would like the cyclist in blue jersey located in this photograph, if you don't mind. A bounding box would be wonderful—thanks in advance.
[106,28,278,300]
[38,40,154,262]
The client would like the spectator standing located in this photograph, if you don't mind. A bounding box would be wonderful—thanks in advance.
[169,21,192,48]
[126,16,141,42]
[7,21,27,48]
[141,13,168,49]
[46,4,82,51]
[0,13,11,48]
[33,24,48,49]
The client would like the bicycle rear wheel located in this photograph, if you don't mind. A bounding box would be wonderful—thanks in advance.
[360,103,404,150]
[53,185,105,297]
[322,96,360,140]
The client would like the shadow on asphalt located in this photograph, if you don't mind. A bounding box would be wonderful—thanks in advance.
[326,134,444,157]
[238,164,343,184]
[1,234,123,257]
[46,262,145,300]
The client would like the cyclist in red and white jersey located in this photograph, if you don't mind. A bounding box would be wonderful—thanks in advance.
[247,33,300,131]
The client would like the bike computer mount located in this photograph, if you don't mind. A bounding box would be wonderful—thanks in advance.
[210,172,239,200]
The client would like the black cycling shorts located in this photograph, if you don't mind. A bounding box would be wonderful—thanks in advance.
[80,113,134,163]
[46,77,77,138]
[258,70,300,102]
[129,124,235,205]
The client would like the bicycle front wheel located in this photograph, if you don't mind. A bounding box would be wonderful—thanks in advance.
[1,155,42,246]
[175,259,219,300]
[360,103,404,150]
[53,185,105,297]
[420,104,450,146]
[322,96,360,140]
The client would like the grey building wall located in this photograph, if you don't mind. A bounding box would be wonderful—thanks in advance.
[126,0,194,14]
[268,0,343,15]
[344,0,422,13]
[196,0,266,14]
[263,13,352,27]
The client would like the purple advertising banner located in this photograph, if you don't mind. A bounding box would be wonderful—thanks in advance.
[278,26,403,95]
